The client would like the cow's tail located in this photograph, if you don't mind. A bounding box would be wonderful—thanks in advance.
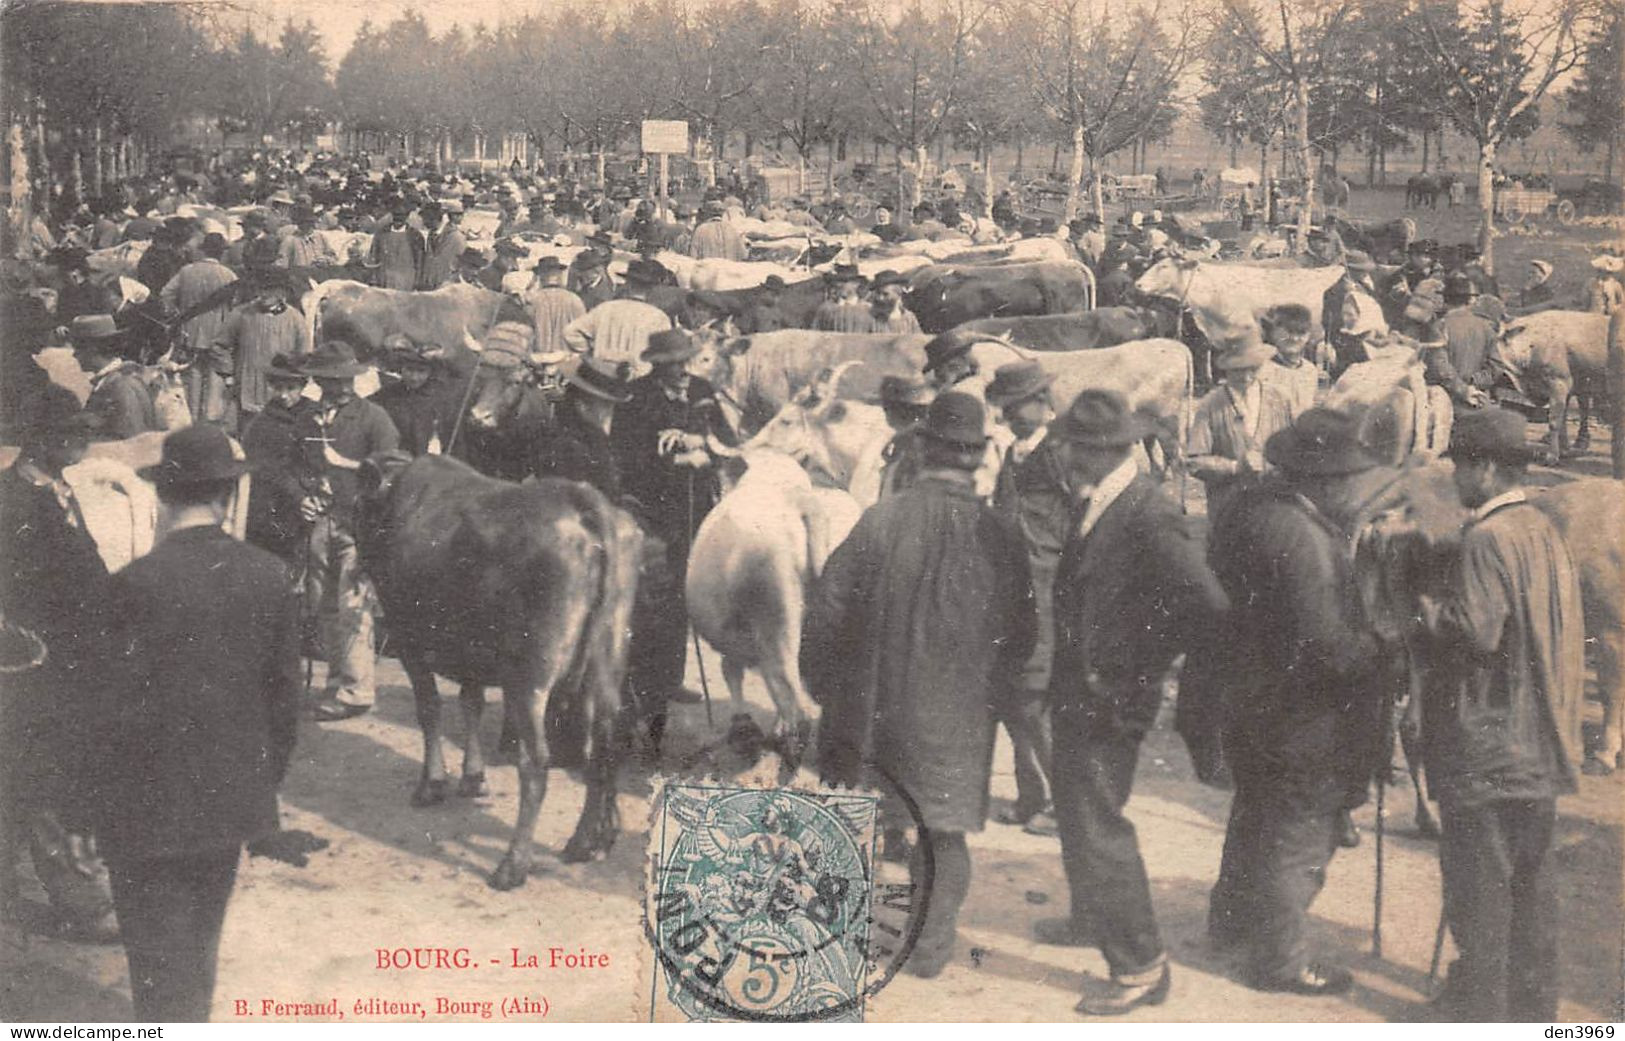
[557,486,643,769]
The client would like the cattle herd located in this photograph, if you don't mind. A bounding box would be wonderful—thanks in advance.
[4,153,1623,906]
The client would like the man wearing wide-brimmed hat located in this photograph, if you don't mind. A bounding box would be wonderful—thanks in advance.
[986,360,1065,837]
[1187,332,1294,522]
[213,267,311,430]
[1042,390,1226,1013]
[71,314,160,440]
[292,341,400,722]
[534,361,632,500]
[863,375,936,503]
[806,390,1035,980]
[96,424,307,1021]
[275,204,333,270]
[371,336,446,457]
[1427,273,1497,410]
[417,200,465,289]
[867,269,920,334]
[562,258,674,379]
[0,386,118,944]
[612,329,738,723]
[1204,407,1397,1000]
[812,263,875,333]
[239,354,314,563]
[1410,406,1584,1021]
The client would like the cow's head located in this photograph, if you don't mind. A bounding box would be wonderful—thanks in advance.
[467,357,559,432]
[716,361,876,487]
[1132,256,1199,301]
[354,449,416,558]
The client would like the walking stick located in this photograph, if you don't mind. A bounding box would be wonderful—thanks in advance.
[1373,762,1387,957]
[686,465,714,730]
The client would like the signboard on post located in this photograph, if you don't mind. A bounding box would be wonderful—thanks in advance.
[641,120,689,155]
[641,120,689,221]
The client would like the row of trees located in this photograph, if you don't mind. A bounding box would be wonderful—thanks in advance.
[4,0,1620,268]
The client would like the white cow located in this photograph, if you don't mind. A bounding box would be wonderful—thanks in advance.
[1135,257,1345,346]
[685,447,862,759]
[688,258,813,293]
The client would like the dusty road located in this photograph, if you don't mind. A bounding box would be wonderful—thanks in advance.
[4,632,1620,1023]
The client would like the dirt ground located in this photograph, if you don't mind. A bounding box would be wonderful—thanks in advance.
[3,613,1620,1024]
[4,195,1621,1024]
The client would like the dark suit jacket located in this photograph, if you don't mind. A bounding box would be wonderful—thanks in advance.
[92,526,301,864]
[1049,473,1228,733]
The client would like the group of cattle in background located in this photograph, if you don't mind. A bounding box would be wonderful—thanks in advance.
[11,198,1622,889]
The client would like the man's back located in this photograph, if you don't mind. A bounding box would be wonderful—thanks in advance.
[94,527,300,862]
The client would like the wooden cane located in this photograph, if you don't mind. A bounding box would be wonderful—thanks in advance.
[1427,905,1448,990]
[1373,772,1386,957]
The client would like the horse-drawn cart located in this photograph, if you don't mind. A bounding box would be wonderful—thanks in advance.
[1496,186,1563,224]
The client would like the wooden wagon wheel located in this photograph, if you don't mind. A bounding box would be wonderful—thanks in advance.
[1502,198,1526,224]
[1555,199,1577,224]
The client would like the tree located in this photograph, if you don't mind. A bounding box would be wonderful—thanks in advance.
[1011,0,1192,220]
[1561,7,1622,185]
[1405,0,1588,271]
[1199,4,1288,171]
[1209,0,1354,250]
[841,0,988,208]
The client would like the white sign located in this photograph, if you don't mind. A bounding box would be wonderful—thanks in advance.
[641,120,689,155]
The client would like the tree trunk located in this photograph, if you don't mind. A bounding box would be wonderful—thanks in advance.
[1477,139,1497,274]
[1092,153,1106,224]
[1421,129,1430,173]
[983,154,994,219]
[70,141,83,212]
[91,123,104,198]
[1294,77,1315,252]
[825,138,836,198]
[8,119,30,251]
[1015,136,1025,171]
[1064,122,1086,222]
[913,143,928,207]
[1050,140,1061,174]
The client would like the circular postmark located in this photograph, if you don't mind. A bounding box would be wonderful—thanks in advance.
[645,764,932,1022]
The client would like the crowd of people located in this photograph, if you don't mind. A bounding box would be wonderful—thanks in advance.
[0,147,1615,1023]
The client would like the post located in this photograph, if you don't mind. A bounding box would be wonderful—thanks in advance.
[659,152,669,223]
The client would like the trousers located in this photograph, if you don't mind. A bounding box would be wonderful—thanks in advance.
[996,685,1052,816]
[1208,766,1340,979]
[305,516,375,706]
[108,847,240,1022]
[1050,707,1163,978]
[1437,796,1559,1022]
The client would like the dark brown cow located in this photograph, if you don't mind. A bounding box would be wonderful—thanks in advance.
[355,454,643,889]
[953,308,1155,352]
[711,276,829,329]
[905,261,1094,333]
[304,279,506,357]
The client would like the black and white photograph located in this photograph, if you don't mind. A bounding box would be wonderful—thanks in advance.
[0,0,1620,1026]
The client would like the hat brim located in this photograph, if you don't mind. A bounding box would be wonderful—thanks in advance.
[567,373,633,403]
[642,345,703,366]
[986,372,1055,406]
[1056,415,1155,447]
[916,425,989,449]
[299,361,369,378]
[138,458,255,487]
[1264,429,1382,475]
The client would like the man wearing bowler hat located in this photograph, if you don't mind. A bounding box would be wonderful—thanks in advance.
[0,388,118,941]
[806,390,1035,979]
[292,341,400,722]
[687,202,746,261]
[568,232,617,299]
[275,205,333,271]
[743,274,789,334]
[72,315,160,440]
[1205,408,1397,998]
[987,361,1065,836]
[213,268,311,431]
[612,329,738,738]
[93,425,307,1020]
[812,264,876,332]
[534,361,632,499]
[418,200,464,289]
[868,269,920,333]
[1413,407,1583,1021]
[1043,389,1227,1014]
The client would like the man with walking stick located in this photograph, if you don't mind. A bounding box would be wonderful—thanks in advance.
[1413,407,1584,1021]
[1204,408,1396,996]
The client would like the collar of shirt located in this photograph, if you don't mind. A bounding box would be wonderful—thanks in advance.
[1472,487,1527,522]
[1076,453,1137,539]
[660,384,689,404]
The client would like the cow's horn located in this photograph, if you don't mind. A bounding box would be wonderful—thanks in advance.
[706,432,743,458]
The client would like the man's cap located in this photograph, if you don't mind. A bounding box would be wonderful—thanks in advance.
[1054,388,1154,447]
[266,352,308,383]
[458,246,486,265]
[985,360,1054,406]
[268,190,296,206]
[297,340,369,379]
[493,239,528,258]
[1264,407,1382,475]
[567,361,634,403]
[878,375,935,409]
[586,232,614,249]
[1445,406,1537,465]
[869,269,909,289]
[761,274,788,291]
[921,330,977,374]
[138,425,254,489]
[20,384,100,438]
[68,314,122,345]
[534,255,566,273]
[918,390,988,448]
[642,328,702,365]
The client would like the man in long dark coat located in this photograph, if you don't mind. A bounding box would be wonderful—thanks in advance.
[1205,408,1395,997]
[611,329,737,738]
[1044,389,1229,1015]
[806,391,1036,981]
[534,361,629,500]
